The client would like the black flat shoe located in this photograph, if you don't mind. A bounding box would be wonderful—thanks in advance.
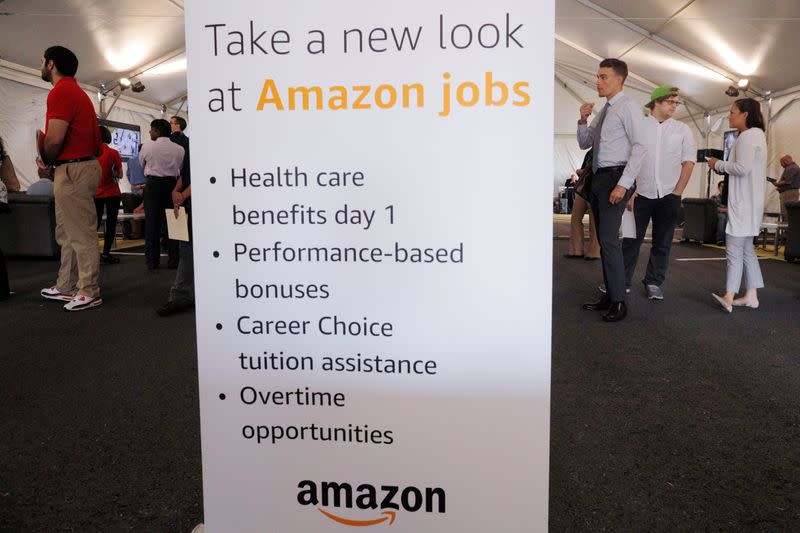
[100,254,120,264]
[582,295,611,311]
[602,301,627,322]
[564,254,584,259]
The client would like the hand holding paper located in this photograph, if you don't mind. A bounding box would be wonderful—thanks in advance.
[165,207,189,241]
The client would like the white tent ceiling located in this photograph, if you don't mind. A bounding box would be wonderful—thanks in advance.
[0,0,798,117]
[556,0,800,117]
[0,0,186,109]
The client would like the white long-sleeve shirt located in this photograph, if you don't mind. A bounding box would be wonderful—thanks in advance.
[576,91,646,190]
[714,128,767,237]
[635,116,696,199]
[139,137,184,178]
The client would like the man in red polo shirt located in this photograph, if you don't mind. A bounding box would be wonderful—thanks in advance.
[38,45,104,311]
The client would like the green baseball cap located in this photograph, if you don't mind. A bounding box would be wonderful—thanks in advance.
[647,86,680,106]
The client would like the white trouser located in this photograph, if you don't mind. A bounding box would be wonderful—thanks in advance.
[725,235,764,293]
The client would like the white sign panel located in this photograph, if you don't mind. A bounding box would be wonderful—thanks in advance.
[185,2,553,531]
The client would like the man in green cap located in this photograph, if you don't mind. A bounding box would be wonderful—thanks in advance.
[621,86,696,300]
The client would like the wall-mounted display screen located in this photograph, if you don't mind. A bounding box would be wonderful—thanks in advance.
[98,118,141,162]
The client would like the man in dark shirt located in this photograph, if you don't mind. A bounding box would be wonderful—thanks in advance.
[38,45,104,311]
[157,117,194,316]
[772,155,800,218]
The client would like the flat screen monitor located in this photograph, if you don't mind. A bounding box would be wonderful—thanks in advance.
[723,129,738,161]
[98,118,141,162]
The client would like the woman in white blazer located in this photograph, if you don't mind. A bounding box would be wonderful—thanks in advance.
[707,98,767,312]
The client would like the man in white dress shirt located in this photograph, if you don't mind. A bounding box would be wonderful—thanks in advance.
[622,86,696,300]
[577,58,646,322]
[139,119,184,269]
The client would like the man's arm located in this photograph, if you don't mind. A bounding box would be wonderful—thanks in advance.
[172,176,184,209]
[172,178,191,218]
[672,161,695,196]
[776,166,800,187]
[576,103,595,149]
[616,99,646,191]
[673,125,697,196]
[42,119,69,164]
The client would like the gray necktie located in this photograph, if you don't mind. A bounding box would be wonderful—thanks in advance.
[592,102,611,173]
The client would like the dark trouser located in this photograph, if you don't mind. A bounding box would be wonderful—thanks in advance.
[622,193,681,288]
[0,247,8,300]
[144,176,178,268]
[169,240,194,305]
[716,213,727,244]
[590,167,631,303]
[95,196,121,256]
[121,193,143,240]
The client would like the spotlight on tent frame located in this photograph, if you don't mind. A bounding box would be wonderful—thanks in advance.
[119,77,132,88]
[737,78,750,91]
[725,85,739,97]
[131,81,145,93]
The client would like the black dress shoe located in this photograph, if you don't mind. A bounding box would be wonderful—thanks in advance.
[602,301,627,322]
[582,295,611,311]
[156,300,194,317]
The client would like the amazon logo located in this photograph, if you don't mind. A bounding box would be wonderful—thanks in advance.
[297,480,446,527]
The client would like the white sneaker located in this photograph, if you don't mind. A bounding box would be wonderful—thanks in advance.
[646,284,664,300]
[63,294,103,311]
[41,286,75,302]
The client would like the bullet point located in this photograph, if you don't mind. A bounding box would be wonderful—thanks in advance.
[210,176,217,184]
[213,251,220,258]
[216,323,223,330]
[219,393,226,400]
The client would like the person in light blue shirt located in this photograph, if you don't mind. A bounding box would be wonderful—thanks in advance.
[126,144,146,194]
[26,178,55,196]
[28,157,55,196]
[121,144,146,239]
[576,58,647,323]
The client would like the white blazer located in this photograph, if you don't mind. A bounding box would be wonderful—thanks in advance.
[715,128,767,237]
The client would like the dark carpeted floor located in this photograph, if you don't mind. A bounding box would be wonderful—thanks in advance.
[549,240,800,531]
[1,241,799,531]
[0,254,202,533]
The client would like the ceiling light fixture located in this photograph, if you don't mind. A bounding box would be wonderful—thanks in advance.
[99,77,145,118]
[737,79,750,90]
[725,85,739,97]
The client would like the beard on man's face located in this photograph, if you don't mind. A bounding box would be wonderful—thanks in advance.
[40,65,52,83]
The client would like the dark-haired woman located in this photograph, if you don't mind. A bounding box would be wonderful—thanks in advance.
[95,126,122,264]
[707,98,766,312]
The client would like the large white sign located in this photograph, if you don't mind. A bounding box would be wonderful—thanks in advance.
[186,2,553,531]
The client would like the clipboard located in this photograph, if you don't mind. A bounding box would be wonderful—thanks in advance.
[166,207,190,241]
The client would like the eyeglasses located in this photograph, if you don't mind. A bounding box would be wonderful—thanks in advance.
[664,99,682,106]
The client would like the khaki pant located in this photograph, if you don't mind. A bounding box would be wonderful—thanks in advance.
[780,189,799,218]
[54,160,102,298]
[568,194,600,258]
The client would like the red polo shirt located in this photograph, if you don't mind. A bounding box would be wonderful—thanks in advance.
[45,77,102,160]
[95,144,122,198]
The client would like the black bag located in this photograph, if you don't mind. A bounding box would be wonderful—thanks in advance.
[574,149,593,200]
